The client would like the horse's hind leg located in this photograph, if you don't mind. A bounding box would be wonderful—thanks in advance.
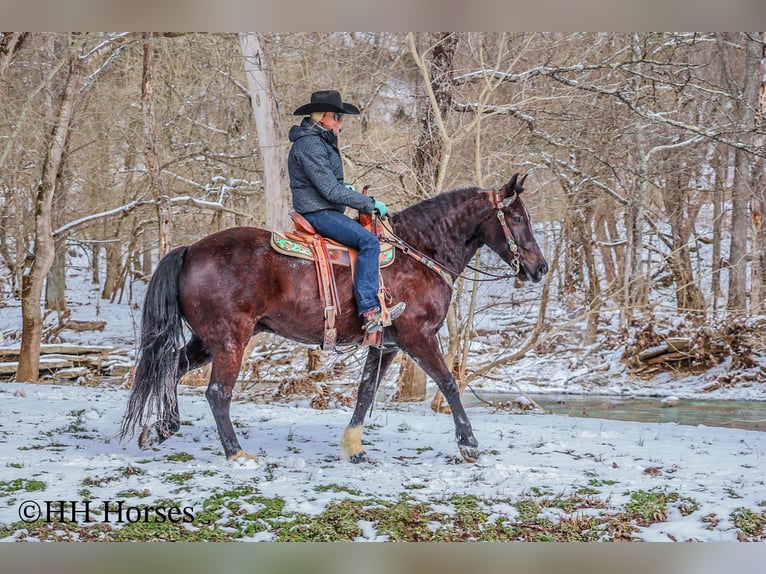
[139,335,211,449]
[341,347,399,463]
[206,349,257,461]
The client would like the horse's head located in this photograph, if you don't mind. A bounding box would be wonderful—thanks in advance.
[480,173,548,283]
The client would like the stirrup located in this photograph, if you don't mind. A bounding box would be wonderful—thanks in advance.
[363,302,406,333]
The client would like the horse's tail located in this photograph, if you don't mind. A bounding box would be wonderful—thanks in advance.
[120,246,188,441]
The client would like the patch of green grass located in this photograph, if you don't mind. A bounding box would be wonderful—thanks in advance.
[0,478,47,496]
[731,507,766,539]
[314,483,362,496]
[676,496,700,517]
[7,475,734,542]
[514,499,541,523]
[527,486,554,497]
[588,478,619,487]
[576,486,600,495]
[165,472,195,486]
[164,452,194,463]
[56,409,88,434]
[278,499,365,541]
[115,488,151,498]
[625,489,671,526]
[81,465,144,488]
[18,442,69,451]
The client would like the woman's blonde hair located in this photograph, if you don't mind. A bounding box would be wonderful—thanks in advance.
[310,111,325,124]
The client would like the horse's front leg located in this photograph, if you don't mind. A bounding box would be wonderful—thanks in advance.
[403,336,479,462]
[341,346,399,463]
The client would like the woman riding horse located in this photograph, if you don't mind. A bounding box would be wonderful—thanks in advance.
[120,173,548,463]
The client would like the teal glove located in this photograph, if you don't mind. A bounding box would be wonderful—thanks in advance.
[373,200,388,217]
[343,183,356,193]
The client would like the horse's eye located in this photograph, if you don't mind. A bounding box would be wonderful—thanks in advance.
[512,216,524,224]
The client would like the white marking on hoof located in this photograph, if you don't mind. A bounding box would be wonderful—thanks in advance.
[138,426,161,449]
[228,450,259,462]
[341,426,364,461]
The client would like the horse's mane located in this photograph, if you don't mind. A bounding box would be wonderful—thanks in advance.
[392,186,483,227]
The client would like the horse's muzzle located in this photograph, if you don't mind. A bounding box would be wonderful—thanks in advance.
[519,261,548,283]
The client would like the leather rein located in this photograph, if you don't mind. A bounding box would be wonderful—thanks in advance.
[381,188,522,285]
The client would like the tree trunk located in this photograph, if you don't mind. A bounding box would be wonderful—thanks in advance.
[0,32,27,78]
[412,32,458,195]
[711,151,724,311]
[101,239,122,301]
[141,32,172,258]
[45,173,70,312]
[45,244,67,312]
[90,243,100,285]
[718,33,760,314]
[663,159,705,316]
[401,32,458,404]
[752,32,766,312]
[594,207,620,295]
[393,356,427,402]
[239,32,290,231]
[17,50,83,382]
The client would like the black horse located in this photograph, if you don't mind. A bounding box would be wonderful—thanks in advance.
[120,173,548,463]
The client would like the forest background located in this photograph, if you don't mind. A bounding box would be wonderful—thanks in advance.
[1,32,765,391]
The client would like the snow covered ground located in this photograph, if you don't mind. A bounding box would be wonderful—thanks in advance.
[0,379,765,542]
[1,253,766,542]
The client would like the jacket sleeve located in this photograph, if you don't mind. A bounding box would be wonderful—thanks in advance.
[295,138,376,213]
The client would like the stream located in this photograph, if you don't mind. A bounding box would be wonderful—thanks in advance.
[463,392,766,432]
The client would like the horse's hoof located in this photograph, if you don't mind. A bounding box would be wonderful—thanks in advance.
[459,444,480,463]
[138,426,161,449]
[348,452,368,464]
[228,450,259,462]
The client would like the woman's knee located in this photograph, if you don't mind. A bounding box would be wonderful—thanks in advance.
[359,232,380,254]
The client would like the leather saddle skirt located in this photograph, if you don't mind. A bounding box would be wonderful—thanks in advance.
[270,212,395,268]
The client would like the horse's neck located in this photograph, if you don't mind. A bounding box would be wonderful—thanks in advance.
[392,196,488,274]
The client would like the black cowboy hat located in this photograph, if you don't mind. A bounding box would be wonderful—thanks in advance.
[293,90,360,116]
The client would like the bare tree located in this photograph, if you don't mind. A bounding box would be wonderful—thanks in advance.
[142,32,172,257]
[16,33,131,381]
[754,33,766,312]
[239,32,289,231]
[395,33,459,403]
[0,32,27,77]
[717,33,762,314]
[16,38,88,380]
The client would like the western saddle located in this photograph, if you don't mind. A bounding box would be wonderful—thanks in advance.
[270,205,396,350]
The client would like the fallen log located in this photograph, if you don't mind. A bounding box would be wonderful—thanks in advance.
[638,338,691,362]
[0,344,114,361]
[0,358,74,376]
[59,319,106,332]
[645,351,690,365]
[52,366,91,381]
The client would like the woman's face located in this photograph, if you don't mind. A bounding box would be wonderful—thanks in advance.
[319,111,344,135]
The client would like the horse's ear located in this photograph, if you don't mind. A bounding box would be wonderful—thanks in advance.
[503,173,519,197]
[518,173,528,192]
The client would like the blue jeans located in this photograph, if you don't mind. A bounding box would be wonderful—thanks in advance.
[303,209,380,315]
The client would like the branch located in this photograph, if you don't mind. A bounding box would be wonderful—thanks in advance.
[53,196,251,239]
[53,199,152,238]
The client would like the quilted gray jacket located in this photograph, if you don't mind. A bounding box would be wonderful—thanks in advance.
[288,118,375,215]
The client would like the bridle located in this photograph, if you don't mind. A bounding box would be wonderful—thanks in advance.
[381,188,523,285]
[486,188,521,277]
